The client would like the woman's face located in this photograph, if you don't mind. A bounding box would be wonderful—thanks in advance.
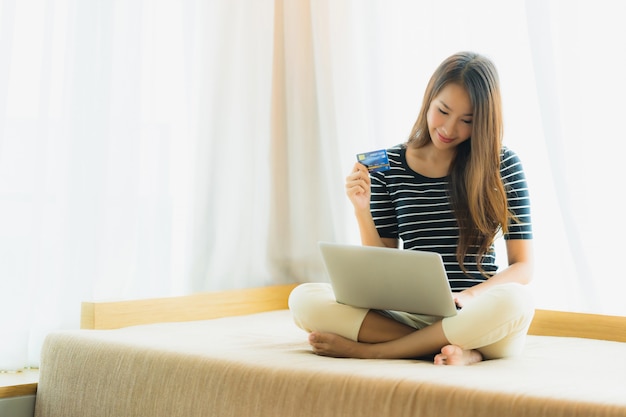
[426,83,473,150]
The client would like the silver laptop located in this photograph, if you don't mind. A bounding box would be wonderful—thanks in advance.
[319,242,458,317]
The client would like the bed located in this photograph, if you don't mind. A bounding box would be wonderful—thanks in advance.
[34,284,626,417]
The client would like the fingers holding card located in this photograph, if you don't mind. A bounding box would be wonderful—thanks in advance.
[356,149,390,173]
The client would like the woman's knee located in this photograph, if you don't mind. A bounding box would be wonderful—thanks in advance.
[442,283,535,355]
[288,283,368,340]
[478,284,535,358]
[288,283,334,328]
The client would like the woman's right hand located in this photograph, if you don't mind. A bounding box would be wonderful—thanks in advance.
[345,163,371,211]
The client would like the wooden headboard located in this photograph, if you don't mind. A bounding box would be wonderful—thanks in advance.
[80,284,298,330]
[80,284,626,343]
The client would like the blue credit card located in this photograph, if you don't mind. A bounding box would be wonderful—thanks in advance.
[356,149,390,173]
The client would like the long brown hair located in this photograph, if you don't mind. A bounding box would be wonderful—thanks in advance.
[407,52,508,276]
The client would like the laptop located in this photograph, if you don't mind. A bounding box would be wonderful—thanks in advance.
[319,242,458,317]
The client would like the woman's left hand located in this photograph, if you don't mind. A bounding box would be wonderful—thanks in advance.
[453,291,476,309]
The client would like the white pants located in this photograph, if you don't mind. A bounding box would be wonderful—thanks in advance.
[288,282,535,360]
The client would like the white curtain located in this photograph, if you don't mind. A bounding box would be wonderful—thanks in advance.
[1,0,624,370]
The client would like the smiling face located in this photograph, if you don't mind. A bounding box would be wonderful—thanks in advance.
[426,83,473,151]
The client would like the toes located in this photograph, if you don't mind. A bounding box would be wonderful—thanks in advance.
[308,332,332,355]
[308,332,325,345]
[434,345,466,365]
[434,345,483,366]
[441,344,460,357]
[433,353,447,365]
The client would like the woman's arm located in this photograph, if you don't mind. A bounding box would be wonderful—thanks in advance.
[454,238,534,307]
[345,162,398,249]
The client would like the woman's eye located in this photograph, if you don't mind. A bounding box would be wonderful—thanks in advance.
[438,108,448,115]
[462,119,472,125]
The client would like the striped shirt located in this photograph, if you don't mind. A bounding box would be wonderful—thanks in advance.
[371,144,533,291]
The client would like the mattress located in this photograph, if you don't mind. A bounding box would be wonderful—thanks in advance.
[35,310,626,417]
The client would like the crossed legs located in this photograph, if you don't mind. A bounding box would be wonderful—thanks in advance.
[289,283,533,365]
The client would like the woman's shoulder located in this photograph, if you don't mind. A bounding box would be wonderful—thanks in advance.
[370,143,409,182]
[385,143,406,157]
[499,146,524,170]
[375,143,406,169]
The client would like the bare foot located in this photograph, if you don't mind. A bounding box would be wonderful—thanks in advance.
[308,332,373,358]
[433,344,483,366]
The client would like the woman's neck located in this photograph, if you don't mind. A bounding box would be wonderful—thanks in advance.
[406,143,456,178]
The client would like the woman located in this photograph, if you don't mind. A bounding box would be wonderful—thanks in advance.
[289,52,534,365]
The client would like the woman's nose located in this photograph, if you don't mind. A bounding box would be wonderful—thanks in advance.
[442,120,455,137]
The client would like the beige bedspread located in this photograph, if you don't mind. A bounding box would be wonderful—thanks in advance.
[35,310,626,417]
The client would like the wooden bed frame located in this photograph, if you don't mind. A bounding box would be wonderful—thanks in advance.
[80,283,626,343]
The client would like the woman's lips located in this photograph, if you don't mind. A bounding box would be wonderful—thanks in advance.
[437,132,454,144]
